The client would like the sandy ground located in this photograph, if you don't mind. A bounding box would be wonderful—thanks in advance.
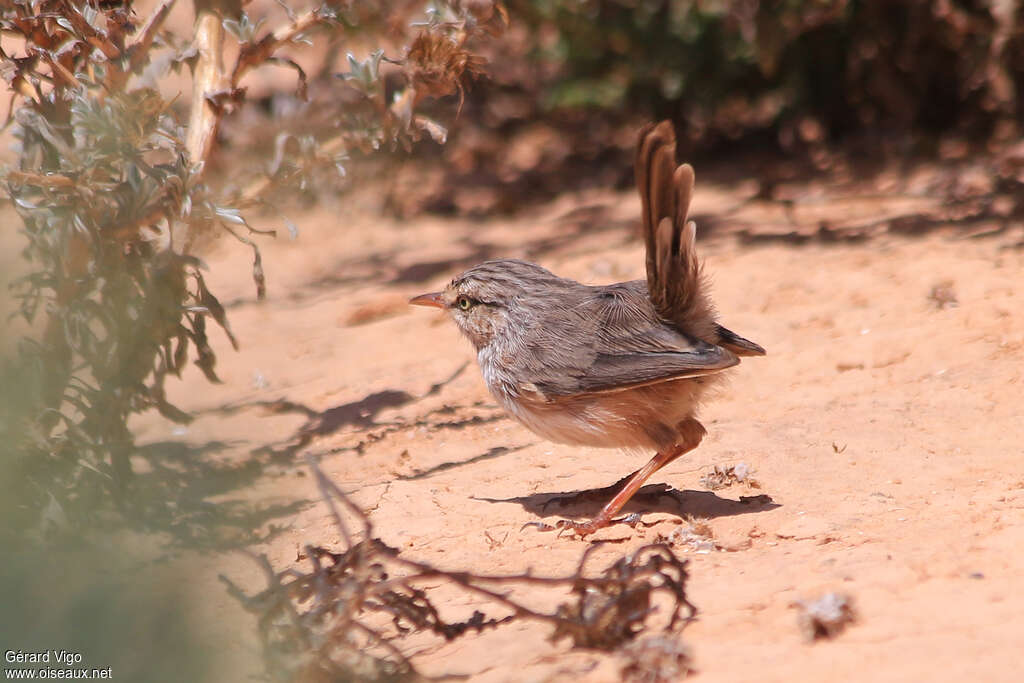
[120,180,1024,681]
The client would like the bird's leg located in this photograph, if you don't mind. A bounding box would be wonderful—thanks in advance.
[553,446,686,536]
[551,418,706,537]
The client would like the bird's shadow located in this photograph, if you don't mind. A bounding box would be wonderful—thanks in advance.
[474,481,779,522]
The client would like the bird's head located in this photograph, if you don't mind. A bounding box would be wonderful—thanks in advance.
[409,259,559,350]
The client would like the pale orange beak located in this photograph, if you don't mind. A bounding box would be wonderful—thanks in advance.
[409,291,445,309]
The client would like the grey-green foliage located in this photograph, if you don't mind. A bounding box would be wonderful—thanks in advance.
[0,3,497,682]
[5,81,231,532]
[1,0,499,537]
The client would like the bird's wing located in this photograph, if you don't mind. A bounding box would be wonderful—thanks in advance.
[560,342,738,396]
[522,282,738,400]
[635,121,715,333]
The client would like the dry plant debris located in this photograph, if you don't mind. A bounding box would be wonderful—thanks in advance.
[793,592,857,642]
[619,635,695,682]
[928,280,959,309]
[699,463,760,491]
[221,457,696,681]
[660,518,718,554]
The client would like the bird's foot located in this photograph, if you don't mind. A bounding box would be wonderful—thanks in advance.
[521,512,644,538]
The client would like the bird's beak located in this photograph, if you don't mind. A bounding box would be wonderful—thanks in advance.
[409,291,445,309]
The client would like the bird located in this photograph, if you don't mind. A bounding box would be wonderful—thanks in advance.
[410,120,764,535]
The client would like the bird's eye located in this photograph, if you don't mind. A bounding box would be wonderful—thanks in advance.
[456,296,474,311]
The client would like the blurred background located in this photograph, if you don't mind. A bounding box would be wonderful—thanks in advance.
[203,0,1024,215]
[384,0,1024,215]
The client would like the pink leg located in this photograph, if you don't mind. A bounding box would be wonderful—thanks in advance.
[557,418,706,536]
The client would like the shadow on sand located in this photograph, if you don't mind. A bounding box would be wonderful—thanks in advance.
[476,480,779,524]
[122,439,308,551]
[211,363,472,461]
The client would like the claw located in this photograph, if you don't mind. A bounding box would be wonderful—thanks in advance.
[557,524,598,540]
[618,513,641,527]
[523,513,647,538]
[554,519,601,538]
[520,519,597,537]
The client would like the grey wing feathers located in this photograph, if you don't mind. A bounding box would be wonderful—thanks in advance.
[567,342,738,395]
[532,341,738,398]
[528,281,738,399]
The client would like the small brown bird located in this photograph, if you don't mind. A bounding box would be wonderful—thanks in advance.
[410,121,764,535]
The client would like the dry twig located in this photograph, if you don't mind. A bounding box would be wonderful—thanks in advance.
[221,456,697,680]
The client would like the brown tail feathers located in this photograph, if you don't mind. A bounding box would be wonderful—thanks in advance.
[635,121,715,340]
[635,122,765,356]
